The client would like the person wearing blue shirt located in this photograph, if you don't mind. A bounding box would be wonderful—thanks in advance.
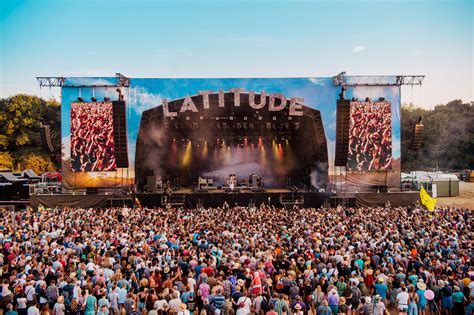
[374,277,388,300]
[416,281,427,314]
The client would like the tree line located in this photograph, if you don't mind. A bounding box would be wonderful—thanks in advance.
[0,95,472,175]
[401,99,473,172]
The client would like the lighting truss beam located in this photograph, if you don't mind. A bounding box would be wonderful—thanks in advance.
[333,71,425,86]
[36,77,66,87]
[36,73,130,88]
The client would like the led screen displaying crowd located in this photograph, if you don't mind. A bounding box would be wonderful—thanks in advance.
[70,102,116,172]
[347,102,392,172]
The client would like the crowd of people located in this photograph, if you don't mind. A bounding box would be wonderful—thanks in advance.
[348,102,392,172]
[70,102,116,172]
[0,204,472,315]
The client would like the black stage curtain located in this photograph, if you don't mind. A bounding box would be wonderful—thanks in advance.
[30,195,109,208]
[356,192,419,207]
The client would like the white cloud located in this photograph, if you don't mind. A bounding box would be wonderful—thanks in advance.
[308,77,325,85]
[131,87,163,114]
[352,46,367,53]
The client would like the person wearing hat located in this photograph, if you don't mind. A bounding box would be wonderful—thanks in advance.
[327,288,340,314]
[178,303,190,315]
[293,303,303,315]
[373,295,385,315]
[416,280,427,315]
[373,277,388,304]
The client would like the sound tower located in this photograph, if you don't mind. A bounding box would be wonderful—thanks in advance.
[41,125,54,153]
[410,117,424,151]
[112,100,129,168]
[334,99,351,166]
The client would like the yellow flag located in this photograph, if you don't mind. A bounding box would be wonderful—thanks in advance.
[420,186,437,212]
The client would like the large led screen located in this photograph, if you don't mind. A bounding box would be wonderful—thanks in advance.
[70,102,117,172]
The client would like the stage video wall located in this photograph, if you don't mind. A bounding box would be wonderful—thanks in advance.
[61,77,401,189]
[70,102,116,172]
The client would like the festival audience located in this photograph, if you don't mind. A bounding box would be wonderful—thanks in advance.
[0,204,472,315]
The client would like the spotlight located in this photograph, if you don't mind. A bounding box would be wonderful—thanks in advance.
[91,97,97,102]
[77,97,84,102]
[273,116,277,121]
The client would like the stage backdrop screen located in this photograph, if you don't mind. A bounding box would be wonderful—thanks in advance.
[347,101,392,171]
[61,77,402,190]
[70,102,117,172]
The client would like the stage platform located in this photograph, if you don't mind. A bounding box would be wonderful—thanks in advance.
[28,190,419,209]
[137,188,329,208]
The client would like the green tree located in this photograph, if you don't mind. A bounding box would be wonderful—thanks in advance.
[0,151,14,170]
[0,94,61,172]
[18,153,56,174]
[401,100,474,171]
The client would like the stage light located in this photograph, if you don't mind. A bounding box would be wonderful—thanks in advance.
[230,116,234,120]
[77,97,84,102]
[186,116,190,120]
[273,116,277,121]
[173,138,176,142]
[288,116,292,120]
[244,117,248,121]
[91,97,97,102]
[258,116,263,120]
[200,116,204,120]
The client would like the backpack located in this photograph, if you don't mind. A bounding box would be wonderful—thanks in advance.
[351,286,361,303]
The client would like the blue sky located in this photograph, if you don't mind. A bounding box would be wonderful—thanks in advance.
[0,0,472,108]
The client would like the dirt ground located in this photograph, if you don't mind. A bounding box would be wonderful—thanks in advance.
[437,181,474,209]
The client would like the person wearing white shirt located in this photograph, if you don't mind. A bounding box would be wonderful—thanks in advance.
[27,303,40,315]
[396,286,409,313]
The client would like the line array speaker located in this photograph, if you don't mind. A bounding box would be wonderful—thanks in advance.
[41,125,54,153]
[334,99,351,166]
[112,100,129,168]
[410,122,424,151]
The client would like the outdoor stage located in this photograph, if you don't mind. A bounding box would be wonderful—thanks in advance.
[28,189,419,209]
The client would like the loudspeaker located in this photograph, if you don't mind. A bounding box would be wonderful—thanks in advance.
[334,99,351,166]
[112,101,129,168]
[146,175,156,193]
[41,125,54,153]
[410,122,424,151]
